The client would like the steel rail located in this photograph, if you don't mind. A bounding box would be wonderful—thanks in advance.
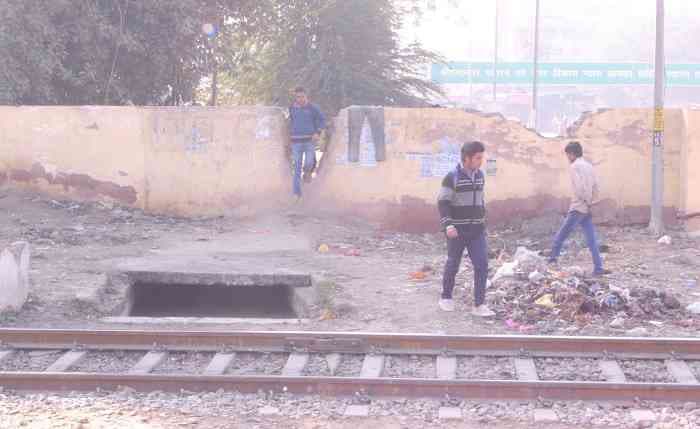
[1,329,700,359]
[0,372,699,402]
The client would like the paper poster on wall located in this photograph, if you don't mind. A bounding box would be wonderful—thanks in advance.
[486,159,498,176]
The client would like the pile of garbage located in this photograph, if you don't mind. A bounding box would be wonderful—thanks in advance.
[488,247,685,327]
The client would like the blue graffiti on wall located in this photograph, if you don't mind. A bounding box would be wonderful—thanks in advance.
[405,137,461,178]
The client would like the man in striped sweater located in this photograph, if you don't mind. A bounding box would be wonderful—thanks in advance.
[437,141,495,317]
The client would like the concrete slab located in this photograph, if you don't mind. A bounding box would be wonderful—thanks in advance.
[282,353,309,376]
[438,407,462,420]
[106,224,315,279]
[326,353,342,375]
[102,317,308,325]
[344,405,370,417]
[129,351,167,374]
[665,360,699,384]
[599,360,627,382]
[258,405,280,416]
[533,409,559,422]
[360,355,385,378]
[630,409,656,424]
[0,350,14,364]
[436,356,457,380]
[203,353,236,375]
[46,350,87,372]
[121,271,312,288]
[514,358,539,381]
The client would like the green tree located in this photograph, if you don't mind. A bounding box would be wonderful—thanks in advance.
[0,0,68,104]
[0,0,262,105]
[228,0,443,114]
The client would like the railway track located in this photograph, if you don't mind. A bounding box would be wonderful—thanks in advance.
[1,329,699,402]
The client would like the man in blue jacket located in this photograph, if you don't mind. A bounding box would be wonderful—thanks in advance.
[289,87,326,198]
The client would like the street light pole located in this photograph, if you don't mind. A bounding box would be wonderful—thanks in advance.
[493,0,499,102]
[649,0,665,235]
[531,0,541,129]
[203,22,219,106]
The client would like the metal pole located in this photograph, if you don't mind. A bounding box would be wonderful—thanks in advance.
[531,0,540,129]
[493,0,499,102]
[468,17,473,106]
[649,0,665,235]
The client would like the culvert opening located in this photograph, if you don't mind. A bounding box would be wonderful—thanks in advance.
[116,272,313,320]
[128,283,297,318]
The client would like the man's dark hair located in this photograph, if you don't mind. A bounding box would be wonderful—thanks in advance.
[565,141,583,158]
[294,86,306,94]
[461,141,485,160]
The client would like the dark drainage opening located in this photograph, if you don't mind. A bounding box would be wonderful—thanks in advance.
[127,282,299,318]
[121,272,312,320]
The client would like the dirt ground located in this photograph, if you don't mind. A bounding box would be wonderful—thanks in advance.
[1,189,700,429]
[0,188,699,336]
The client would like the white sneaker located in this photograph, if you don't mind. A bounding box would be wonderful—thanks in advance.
[472,304,495,317]
[439,299,455,312]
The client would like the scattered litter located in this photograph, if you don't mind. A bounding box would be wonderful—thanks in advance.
[609,317,625,329]
[319,309,336,321]
[625,327,649,336]
[662,293,681,309]
[528,271,545,284]
[505,319,519,330]
[409,271,428,281]
[535,294,556,309]
[687,302,700,315]
[488,248,686,327]
[513,247,543,265]
[421,264,434,273]
[658,235,672,245]
[492,261,518,283]
[563,266,585,277]
[518,324,534,333]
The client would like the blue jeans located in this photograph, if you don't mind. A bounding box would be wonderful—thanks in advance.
[291,141,316,196]
[550,210,604,273]
[442,229,488,305]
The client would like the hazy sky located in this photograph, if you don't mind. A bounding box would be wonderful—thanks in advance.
[404,0,700,63]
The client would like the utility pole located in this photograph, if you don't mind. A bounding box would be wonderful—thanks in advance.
[203,22,219,106]
[649,0,665,235]
[531,0,541,130]
[493,0,499,102]
[468,17,473,106]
